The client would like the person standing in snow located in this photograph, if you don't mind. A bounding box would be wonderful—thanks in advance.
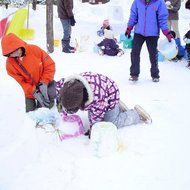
[1,33,56,112]
[57,0,76,53]
[165,0,181,38]
[125,0,173,82]
[183,29,190,68]
[55,72,152,137]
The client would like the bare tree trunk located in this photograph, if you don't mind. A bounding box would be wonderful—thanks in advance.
[46,0,54,53]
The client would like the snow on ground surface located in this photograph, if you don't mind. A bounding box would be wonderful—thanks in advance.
[0,1,190,190]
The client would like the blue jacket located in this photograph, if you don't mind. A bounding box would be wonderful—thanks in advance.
[128,0,169,36]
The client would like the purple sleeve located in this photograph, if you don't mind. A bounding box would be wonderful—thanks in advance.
[55,78,64,97]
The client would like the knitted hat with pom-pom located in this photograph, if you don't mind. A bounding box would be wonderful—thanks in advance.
[103,19,110,28]
[104,29,114,39]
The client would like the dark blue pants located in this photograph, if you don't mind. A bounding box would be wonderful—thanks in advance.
[60,18,71,41]
[130,33,159,78]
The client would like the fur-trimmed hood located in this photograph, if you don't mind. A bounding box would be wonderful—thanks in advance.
[57,72,120,126]
[64,74,94,106]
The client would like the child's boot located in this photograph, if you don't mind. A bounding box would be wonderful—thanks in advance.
[134,105,152,123]
[187,61,190,69]
[117,49,124,57]
[98,48,104,56]
[119,100,129,112]
[187,63,190,69]
[187,54,190,69]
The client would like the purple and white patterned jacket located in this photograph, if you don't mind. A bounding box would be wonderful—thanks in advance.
[56,72,120,126]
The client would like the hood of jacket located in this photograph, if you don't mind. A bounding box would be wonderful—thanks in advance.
[1,33,27,56]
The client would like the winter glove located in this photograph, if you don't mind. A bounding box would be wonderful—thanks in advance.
[33,89,50,107]
[69,16,76,26]
[84,128,91,139]
[125,26,133,38]
[163,30,173,42]
[165,1,173,9]
[38,82,50,103]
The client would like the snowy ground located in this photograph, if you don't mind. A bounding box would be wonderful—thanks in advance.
[0,1,190,190]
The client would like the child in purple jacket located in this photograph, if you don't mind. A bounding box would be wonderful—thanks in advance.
[97,29,124,56]
[56,72,151,137]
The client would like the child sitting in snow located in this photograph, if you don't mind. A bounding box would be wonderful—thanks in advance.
[97,19,112,37]
[97,29,124,56]
[183,29,190,68]
[56,72,152,138]
[170,30,185,61]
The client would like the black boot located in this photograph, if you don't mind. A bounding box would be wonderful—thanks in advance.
[62,40,74,53]
[68,39,76,51]
[187,54,190,69]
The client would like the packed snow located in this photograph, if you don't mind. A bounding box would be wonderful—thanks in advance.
[0,0,190,190]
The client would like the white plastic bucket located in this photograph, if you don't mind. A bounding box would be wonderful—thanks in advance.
[90,122,119,158]
[158,38,178,60]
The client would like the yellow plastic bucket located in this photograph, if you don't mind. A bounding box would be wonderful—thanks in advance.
[54,39,59,47]
[20,28,35,40]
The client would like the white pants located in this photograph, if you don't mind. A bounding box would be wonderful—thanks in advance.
[168,20,180,38]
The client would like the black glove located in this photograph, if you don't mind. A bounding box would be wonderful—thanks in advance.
[69,16,76,26]
[84,128,91,139]
[38,82,50,103]
[125,26,133,38]
[33,89,49,107]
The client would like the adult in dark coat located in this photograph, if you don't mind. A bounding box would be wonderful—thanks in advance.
[57,0,76,53]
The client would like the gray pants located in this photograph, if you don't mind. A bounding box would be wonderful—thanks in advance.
[103,104,140,128]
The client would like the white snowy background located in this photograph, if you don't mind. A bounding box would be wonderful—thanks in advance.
[0,0,190,190]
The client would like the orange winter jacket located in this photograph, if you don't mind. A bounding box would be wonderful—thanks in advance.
[1,33,56,99]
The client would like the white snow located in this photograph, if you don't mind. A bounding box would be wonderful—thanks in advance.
[0,0,190,190]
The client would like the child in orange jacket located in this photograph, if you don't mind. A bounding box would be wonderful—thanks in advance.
[1,33,56,112]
